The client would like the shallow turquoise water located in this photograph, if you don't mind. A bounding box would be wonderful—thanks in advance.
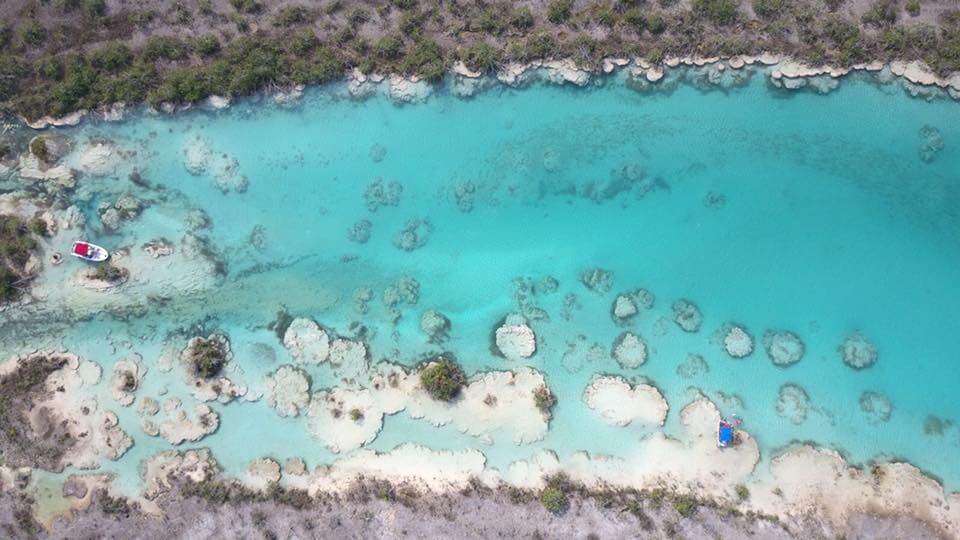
[7,71,960,493]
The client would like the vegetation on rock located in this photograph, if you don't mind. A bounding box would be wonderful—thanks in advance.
[0,0,959,120]
[419,356,466,402]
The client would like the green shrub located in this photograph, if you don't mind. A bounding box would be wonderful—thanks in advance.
[511,7,535,29]
[192,34,221,57]
[376,35,403,60]
[693,0,740,24]
[83,0,107,17]
[392,0,418,9]
[532,385,556,416]
[142,35,189,61]
[419,356,466,401]
[463,42,499,72]
[478,9,507,35]
[187,336,228,379]
[862,0,899,26]
[198,0,214,15]
[672,493,698,517]
[734,483,750,501]
[0,216,38,271]
[230,0,262,14]
[128,10,156,28]
[547,0,574,24]
[540,486,569,514]
[402,39,444,80]
[30,137,49,162]
[18,21,47,47]
[525,32,559,59]
[647,14,667,33]
[623,8,646,31]
[90,42,133,71]
[273,5,315,27]
[905,0,920,16]
[28,218,48,237]
[349,408,364,421]
[752,0,787,19]
[289,29,319,54]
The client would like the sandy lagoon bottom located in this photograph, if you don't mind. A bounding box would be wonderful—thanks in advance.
[1,70,960,535]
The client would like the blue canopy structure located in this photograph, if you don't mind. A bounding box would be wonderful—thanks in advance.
[718,423,734,447]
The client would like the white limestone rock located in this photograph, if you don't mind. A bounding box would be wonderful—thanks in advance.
[495,315,536,360]
[265,365,311,417]
[283,318,330,365]
[583,376,668,427]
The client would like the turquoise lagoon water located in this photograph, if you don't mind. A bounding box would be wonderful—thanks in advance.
[5,70,960,495]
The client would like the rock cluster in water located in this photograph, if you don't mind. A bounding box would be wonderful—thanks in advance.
[763,330,805,367]
[672,299,703,332]
[776,383,811,425]
[858,391,893,423]
[495,315,537,360]
[723,324,754,358]
[839,331,878,370]
[612,332,648,369]
[364,179,403,211]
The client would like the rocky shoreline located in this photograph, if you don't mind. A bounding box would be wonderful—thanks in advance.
[16,54,960,131]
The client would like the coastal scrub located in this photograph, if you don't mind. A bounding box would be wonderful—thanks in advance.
[419,356,466,401]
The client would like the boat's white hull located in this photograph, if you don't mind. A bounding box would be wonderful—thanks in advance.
[72,242,110,262]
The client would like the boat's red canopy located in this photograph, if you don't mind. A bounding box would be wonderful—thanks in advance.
[73,242,90,256]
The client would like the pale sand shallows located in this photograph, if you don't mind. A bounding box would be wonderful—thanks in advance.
[306,362,550,453]
[583,375,668,427]
[2,352,133,471]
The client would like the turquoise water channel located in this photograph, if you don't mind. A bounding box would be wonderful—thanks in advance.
[5,70,960,494]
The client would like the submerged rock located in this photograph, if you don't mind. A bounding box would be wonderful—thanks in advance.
[672,299,703,332]
[775,383,811,425]
[369,144,387,162]
[347,219,372,244]
[363,179,403,211]
[722,325,754,358]
[612,332,648,369]
[454,181,476,212]
[859,391,893,424]
[839,331,878,370]
[420,309,451,343]
[763,330,805,367]
[918,125,944,163]
[580,268,614,294]
[611,289,655,323]
[143,238,174,258]
[495,315,537,360]
[676,354,709,379]
[393,218,432,251]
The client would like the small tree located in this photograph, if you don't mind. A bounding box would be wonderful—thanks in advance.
[419,356,466,401]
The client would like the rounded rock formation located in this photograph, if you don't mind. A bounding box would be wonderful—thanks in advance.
[763,330,805,367]
[612,332,647,369]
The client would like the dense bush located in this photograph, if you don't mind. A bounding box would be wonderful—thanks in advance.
[192,34,222,57]
[376,35,403,60]
[623,8,647,31]
[143,35,190,61]
[419,356,466,401]
[547,0,575,24]
[510,7,536,29]
[862,0,899,26]
[230,0,262,14]
[540,486,569,514]
[752,0,788,19]
[273,5,315,27]
[693,0,740,25]
[90,42,133,72]
[905,0,920,16]
[401,39,445,81]
[188,336,229,379]
[463,42,499,72]
[18,20,47,47]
